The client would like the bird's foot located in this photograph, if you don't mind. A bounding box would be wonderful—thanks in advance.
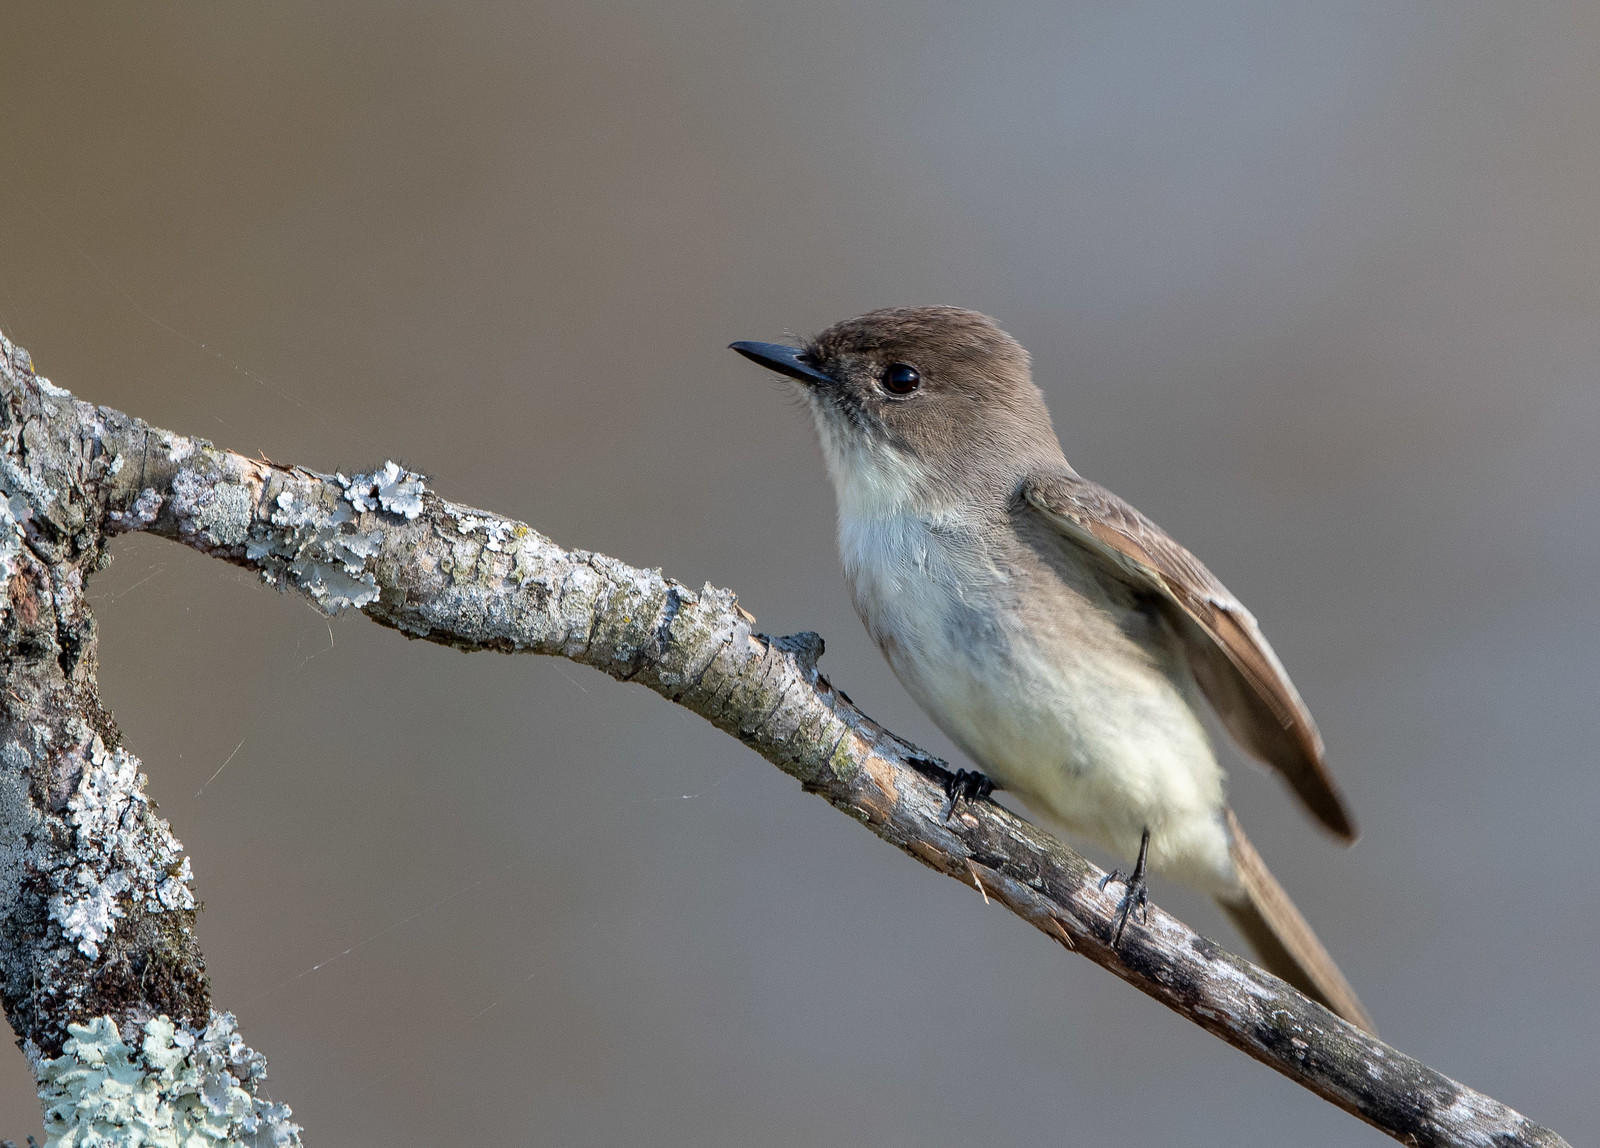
[1098,827,1152,947]
[940,769,995,821]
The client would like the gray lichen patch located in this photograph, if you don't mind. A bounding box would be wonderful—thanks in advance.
[160,434,196,464]
[37,1013,302,1147]
[194,482,253,548]
[0,330,223,1108]
[169,470,248,551]
[340,461,425,519]
[246,481,383,613]
[286,558,379,613]
[106,488,161,536]
[452,512,514,553]
[47,735,195,961]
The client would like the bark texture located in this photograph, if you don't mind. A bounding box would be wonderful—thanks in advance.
[0,334,299,1146]
[0,327,1571,1148]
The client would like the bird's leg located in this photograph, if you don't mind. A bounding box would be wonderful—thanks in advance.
[940,769,996,821]
[1099,827,1151,946]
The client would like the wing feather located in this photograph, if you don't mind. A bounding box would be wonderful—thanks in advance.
[1022,471,1356,840]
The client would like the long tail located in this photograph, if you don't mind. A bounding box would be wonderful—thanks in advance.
[1217,809,1375,1033]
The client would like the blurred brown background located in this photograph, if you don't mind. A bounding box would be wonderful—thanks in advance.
[2,3,1597,1144]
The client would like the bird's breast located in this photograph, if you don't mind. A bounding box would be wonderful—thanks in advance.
[836,509,1230,887]
[838,511,1069,768]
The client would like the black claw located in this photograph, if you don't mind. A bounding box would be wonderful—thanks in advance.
[1100,827,1152,947]
[1111,878,1149,946]
[940,769,995,821]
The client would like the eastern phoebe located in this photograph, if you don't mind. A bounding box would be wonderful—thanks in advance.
[732,306,1372,1032]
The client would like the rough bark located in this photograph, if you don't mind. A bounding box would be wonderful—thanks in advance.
[0,334,299,1145]
[0,327,1571,1148]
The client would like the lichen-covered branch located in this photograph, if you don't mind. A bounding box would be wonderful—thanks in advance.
[0,333,300,1146]
[0,327,1570,1148]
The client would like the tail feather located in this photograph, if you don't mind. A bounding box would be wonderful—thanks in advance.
[1218,809,1375,1034]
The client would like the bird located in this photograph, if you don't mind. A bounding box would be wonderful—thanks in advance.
[730,306,1372,1032]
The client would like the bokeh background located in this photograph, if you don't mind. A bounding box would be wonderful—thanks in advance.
[3,3,1598,1144]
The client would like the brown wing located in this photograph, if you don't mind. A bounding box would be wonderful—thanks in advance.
[1022,470,1356,841]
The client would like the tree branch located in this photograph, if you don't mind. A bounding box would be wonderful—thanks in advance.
[0,328,1570,1148]
[0,334,300,1146]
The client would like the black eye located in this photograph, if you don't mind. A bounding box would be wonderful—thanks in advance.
[882,363,921,395]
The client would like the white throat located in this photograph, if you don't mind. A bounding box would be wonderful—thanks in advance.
[809,404,934,522]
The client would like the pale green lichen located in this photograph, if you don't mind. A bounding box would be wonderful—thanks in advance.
[37,1014,301,1148]
[248,483,382,612]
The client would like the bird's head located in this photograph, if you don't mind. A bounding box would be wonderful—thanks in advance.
[732,306,1063,516]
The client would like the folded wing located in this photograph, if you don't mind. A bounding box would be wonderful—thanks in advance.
[1021,470,1355,840]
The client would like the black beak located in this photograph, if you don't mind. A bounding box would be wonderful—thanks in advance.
[729,340,834,387]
